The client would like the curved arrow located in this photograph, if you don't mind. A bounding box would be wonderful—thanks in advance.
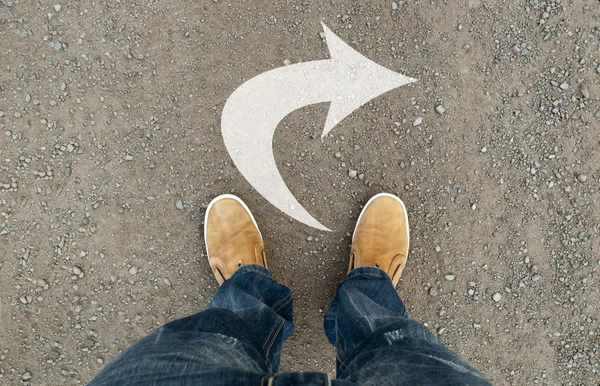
[221,22,417,231]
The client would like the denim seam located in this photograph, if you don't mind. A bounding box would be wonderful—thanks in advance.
[272,293,292,312]
[263,316,284,354]
[263,320,279,351]
[336,341,347,368]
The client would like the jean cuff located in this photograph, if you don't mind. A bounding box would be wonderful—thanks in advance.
[346,266,393,282]
[230,264,273,280]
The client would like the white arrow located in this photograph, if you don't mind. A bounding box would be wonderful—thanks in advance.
[221,22,417,231]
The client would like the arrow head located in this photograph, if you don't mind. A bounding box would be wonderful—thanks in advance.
[320,22,417,138]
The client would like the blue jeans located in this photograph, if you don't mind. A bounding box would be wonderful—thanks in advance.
[88,265,492,385]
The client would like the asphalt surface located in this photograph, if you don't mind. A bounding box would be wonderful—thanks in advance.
[1,0,599,384]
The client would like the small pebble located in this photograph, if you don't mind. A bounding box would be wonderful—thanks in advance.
[129,266,138,275]
[175,200,184,210]
[73,266,82,275]
[480,146,487,153]
[435,105,446,115]
[559,82,569,90]
[434,246,441,252]
[429,287,437,296]
[54,4,62,12]
[444,274,455,281]
[413,117,423,126]
[348,169,358,178]
[283,59,291,66]
[124,155,134,161]
[492,292,502,302]
[531,273,542,281]
[577,174,587,183]
[391,1,398,9]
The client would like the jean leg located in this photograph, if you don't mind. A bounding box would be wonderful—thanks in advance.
[207,264,295,372]
[324,266,492,385]
[88,265,294,385]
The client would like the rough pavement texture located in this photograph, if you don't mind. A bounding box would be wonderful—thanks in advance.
[1,0,599,384]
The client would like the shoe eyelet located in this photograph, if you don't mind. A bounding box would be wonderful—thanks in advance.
[237,261,243,268]
[374,262,379,268]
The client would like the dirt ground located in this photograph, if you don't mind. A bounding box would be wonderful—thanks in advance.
[1,0,599,384]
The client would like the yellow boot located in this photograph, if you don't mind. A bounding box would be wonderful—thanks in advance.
[204,194,267,285]
[349,193,410,287]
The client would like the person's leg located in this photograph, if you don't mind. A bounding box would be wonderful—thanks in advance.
[324,193,492,385]
[324,267,491,385]
[89,265,293,385]
[88,195,294,385]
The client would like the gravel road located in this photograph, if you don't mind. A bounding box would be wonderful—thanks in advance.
[1,0,599,384]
